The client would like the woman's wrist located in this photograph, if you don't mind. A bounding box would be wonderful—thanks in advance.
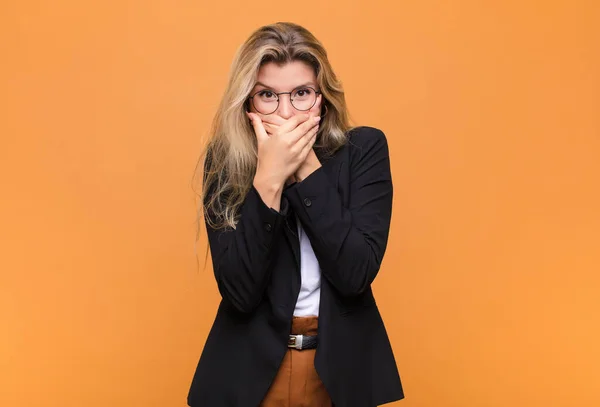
[286,175,297,185]
[295,152,322,182]
[253,173,284,211]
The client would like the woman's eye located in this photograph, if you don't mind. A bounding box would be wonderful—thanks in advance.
[259,90,275,99]
[296,88,311,97]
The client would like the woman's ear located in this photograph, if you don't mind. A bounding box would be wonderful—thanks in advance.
[316,94,324,110]
[318,95,327,116]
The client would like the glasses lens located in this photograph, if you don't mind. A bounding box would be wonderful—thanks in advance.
[253,90,278,114]
[251,87,318,114]
[291,88,317,111]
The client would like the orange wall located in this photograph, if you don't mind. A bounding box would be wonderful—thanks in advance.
[1,1,599,406]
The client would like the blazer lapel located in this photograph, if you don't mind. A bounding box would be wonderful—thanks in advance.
[283,211,300,268]
[282,202,302,303]
[282,155,344,304]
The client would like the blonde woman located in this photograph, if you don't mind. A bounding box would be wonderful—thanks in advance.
[188,22,404,407]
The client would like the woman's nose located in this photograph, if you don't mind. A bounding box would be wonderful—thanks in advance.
[276,95,294,119]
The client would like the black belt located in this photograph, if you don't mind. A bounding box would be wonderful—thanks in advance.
[288,334,318,350]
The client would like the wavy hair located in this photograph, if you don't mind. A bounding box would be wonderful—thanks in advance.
[192,22,355,244]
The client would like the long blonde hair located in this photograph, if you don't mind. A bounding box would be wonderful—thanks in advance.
[192,22,355,243]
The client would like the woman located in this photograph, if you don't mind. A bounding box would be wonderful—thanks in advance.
[188,22,404,407]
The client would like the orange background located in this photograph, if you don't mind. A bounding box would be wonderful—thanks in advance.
[1,1,599,406]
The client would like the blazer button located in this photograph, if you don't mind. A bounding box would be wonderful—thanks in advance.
[303,198,312,207]
[264,223,272,232]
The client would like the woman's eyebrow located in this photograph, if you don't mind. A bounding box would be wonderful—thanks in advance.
[255,81,316,90]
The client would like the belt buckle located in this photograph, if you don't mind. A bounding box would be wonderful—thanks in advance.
[288,334,303,350]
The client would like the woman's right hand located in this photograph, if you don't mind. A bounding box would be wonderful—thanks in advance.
[247,111,320,194]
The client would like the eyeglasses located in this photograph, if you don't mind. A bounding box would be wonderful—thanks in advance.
[248,86,321,115]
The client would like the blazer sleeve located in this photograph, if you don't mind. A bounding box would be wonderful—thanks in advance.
[283,127,393,297]
[204,177,288,314]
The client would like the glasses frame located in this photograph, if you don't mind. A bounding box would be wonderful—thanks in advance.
[248,86,322,115]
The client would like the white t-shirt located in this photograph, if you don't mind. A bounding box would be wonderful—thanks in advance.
[293,214,321,316]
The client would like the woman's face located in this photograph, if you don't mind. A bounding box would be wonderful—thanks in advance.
[248,60,322,121]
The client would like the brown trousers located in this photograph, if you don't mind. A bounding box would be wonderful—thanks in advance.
[260,316,333,407]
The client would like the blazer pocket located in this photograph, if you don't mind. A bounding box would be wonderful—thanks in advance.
[338,292,377,316]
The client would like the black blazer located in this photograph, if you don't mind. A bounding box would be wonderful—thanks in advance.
[188,126,404,407]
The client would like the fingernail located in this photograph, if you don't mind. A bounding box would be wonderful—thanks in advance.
[314,116,321,121]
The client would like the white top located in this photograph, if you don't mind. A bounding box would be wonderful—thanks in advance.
[293,214,321,316]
